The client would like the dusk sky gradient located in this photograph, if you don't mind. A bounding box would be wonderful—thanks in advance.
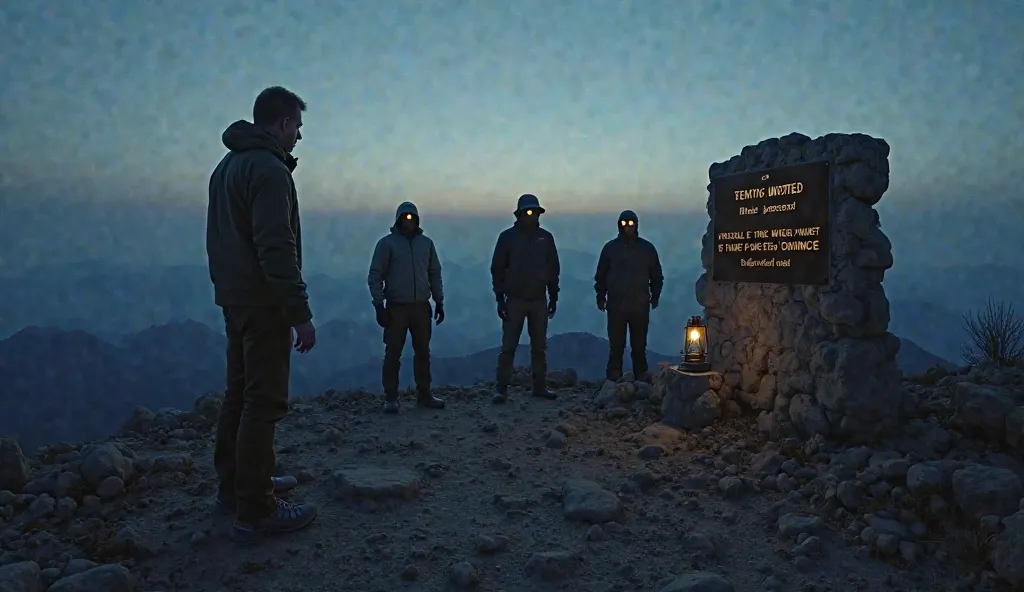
[2,0,1022,213]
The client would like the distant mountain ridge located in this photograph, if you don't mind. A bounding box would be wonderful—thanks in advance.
[2,259,1013,363]
[0,323,674,450]
[0,320,950,451]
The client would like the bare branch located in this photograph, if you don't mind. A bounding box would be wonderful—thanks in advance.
[960,298,1024,367]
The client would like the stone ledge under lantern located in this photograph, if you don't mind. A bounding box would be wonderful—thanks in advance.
[654,364,738,431]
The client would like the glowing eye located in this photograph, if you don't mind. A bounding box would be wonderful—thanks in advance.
[526,209,533,216]
[628,221,634,226]
[406,214,412,219]
[620,220,626,225]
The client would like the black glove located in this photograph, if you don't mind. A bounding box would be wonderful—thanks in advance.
[434,302,445,325]
[547,299,557,319]
[650,296,660,310]
[374,303,388,328]
[596,295,606,312]
[496,294,508,321]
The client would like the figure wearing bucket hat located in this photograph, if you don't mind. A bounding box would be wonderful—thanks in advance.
[594,210,664,382]
[489,194,561,403]
[367,201,447,413]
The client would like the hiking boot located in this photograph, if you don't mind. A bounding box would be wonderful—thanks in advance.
[383,394,400,414]
[214,476,300,515]
[491,389,509,404]
[532,386,557,400]
[417,390,445,409]
[229,497,317,543]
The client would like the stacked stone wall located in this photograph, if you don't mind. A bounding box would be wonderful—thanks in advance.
[695,132,902,442]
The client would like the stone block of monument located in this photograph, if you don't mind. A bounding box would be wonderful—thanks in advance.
[697,132,901,442]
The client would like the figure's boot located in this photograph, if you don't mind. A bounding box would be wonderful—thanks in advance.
[531,383,557,400]
[229,498,318,543]
[214,476,300,515]
[416,389,446,409]
[383,393,400,414]
[491,385,509,404]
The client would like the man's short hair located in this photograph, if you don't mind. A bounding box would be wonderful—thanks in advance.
[252,86,307,126]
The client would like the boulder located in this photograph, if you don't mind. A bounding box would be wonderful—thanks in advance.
[655,367,722,430]
[951,464,1023,520]
[562,479,623,523]
[992,510,1024,586]
[953,383,1015,440]
[0,438,30,493]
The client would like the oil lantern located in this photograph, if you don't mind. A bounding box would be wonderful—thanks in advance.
[680,315,710,372]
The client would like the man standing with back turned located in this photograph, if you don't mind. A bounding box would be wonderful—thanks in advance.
[490,194,560,403]
[206,86,318,542]
[594,210,664,382]
[368,201,447,413]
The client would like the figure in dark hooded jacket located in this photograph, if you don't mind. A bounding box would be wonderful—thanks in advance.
[594,210,664,381]
[206,86,318,541]
[490,194,560,403]
[368,202,446,413]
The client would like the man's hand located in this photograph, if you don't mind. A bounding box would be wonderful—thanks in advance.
[374,303,388,328]
[434,302,445,325]
[650,296,660,310]
[596,295,606,312]
[496,296,508,321]
[293,321,316,353]
[547,299,558,319]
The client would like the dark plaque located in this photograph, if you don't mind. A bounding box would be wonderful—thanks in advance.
[711,161,830,285]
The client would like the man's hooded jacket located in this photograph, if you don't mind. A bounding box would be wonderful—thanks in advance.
[367,202,444,308]
[594,210,664,312]
[206,120,311,326]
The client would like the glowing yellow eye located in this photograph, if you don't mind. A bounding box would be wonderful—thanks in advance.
[620,220,626,225]
[406,214,412,219]
[526,209,533,216]
[628,221,634,225]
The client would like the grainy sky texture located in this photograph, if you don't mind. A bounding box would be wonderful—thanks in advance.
[2,0,1022,212]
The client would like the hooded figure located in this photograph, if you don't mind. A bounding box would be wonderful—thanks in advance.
[489,193,561,403]
[367,201,446,412]
[594,210,664,381]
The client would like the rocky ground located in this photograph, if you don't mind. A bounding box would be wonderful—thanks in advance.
[1,364,1024,591]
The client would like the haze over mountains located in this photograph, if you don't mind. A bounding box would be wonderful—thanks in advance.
[0,195,1021,449]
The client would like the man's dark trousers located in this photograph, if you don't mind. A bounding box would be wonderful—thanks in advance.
[606,307,650,380]
[382,302,433,395]
[213,306,291,523]
[496,297,548,389]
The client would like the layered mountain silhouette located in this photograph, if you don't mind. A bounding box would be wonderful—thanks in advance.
[0,320,950,451]
[2,260,1016,362]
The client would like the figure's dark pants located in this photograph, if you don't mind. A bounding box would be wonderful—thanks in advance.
[382,302,433,396]
[214,306,291,522]
[606,307,650,380]
[496,297,548,390]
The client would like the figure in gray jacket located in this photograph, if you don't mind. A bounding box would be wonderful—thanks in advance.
[367,202,446,413]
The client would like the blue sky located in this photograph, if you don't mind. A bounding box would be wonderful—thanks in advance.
[1,0,1022,213]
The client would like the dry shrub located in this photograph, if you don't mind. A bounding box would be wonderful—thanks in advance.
[961,298,1024,367]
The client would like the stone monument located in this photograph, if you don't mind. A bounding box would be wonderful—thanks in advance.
[660,132,901,442]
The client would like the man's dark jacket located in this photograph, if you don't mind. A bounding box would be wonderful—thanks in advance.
[490,222,561,302]
[206,120,312,326]
[594,232,664,312]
